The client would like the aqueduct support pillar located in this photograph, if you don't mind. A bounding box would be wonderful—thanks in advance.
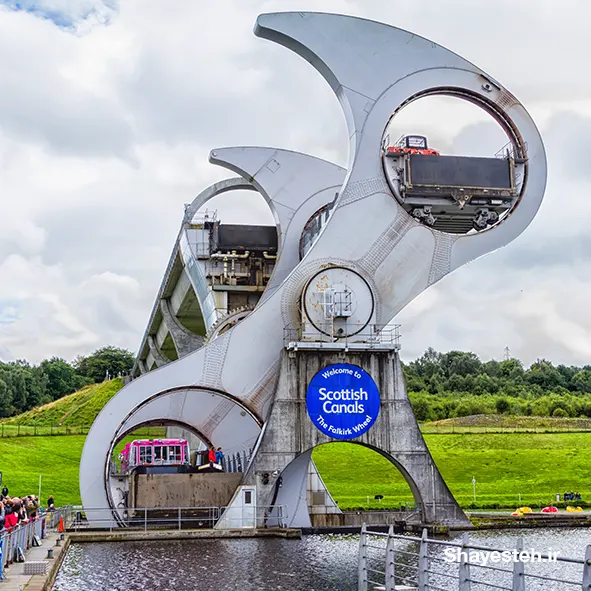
[241,347,469,528]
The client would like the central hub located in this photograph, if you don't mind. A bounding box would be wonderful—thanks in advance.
[302,267,375,339]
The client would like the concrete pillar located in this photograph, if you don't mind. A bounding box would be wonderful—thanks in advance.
[243,348,469,527]
[147,335,169,368]
[159,298,204,358]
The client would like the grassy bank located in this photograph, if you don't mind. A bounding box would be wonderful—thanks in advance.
[421,414,591,434]
[0,435,86,505]
[312,432,591,510]
[0,379,123,427]
[2,431,589,510]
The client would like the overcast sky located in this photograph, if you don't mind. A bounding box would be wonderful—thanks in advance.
[0,0,589,367]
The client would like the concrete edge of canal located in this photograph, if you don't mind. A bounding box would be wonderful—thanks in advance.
[65,527,302,543]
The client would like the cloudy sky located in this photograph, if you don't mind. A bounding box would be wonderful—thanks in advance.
[0,0,589,367]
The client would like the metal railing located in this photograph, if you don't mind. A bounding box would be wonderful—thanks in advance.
[0,507,69,570]
[0,515,47,570]
[219,448,253,473]
[358,524,591,590]
[284,323,401,350]
[73,505,288,532]
[0,424,166,438]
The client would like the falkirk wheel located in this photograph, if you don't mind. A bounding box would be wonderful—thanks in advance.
[80,12,547,528]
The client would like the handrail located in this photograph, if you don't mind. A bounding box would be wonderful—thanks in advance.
[358,524,591,590]
[284,323,401,349]
[71,505,289,532]
[0,510,61,571]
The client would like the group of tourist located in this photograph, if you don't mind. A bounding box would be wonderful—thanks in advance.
[563,491,582,502]
[209,446,224,465]
[0,485,55,531]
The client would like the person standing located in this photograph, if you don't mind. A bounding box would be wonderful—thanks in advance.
[208,446,216,464]
[1,485,8,498]
[215,447,224,465]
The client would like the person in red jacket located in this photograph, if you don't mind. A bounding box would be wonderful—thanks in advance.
[208,446,217,463]
[4,506,18,529]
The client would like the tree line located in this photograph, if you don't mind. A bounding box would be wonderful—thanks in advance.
[405,348,591,421]
[0,346,134,418]
[1,344,590,421]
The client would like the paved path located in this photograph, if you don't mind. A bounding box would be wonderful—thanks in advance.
[1,530,67,591]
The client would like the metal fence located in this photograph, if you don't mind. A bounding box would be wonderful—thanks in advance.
[72,504,288,532]
[420,424,591,435]
[358,524,591,590]
[0,507,70,571]
[284,323,401,350]
[0,424,166,438]
[220,449,252,473]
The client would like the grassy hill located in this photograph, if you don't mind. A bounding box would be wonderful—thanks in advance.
[0,379,124,427]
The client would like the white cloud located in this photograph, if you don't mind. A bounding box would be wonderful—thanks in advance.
[0,0,589,368]
[0,0,118,33]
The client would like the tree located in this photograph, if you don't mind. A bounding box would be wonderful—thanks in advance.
[473,373,499,395]
[525,359,565,389]
[441,351,481,378]
[0,378,13,417]
[572,370,591,394]
[499,358,524,380]
[410,396,431,422]
[74,346,135,383]
[40,358,89,401]
[409,347,442,379]
[495,398,510,414]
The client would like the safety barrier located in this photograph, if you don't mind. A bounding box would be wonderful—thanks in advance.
[72,504,288,531]
[0,513,47,576]
[358,524,591,590]
[220,449,252,473]
[284,323,401,349]
[0,424,165,438]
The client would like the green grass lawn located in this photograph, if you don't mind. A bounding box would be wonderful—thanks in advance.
[2,431,590,510]
[0,379,123,427]
[312,432,591,510]
[0,431,159,507]
[0,435,86,506]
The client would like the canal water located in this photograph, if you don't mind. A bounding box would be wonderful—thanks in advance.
[53,528,591,591]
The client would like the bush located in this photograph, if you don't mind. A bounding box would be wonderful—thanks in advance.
[552,407,568,418]
[495,398,510,414]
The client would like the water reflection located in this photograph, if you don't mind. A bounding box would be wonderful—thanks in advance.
[53,536,361,591]
[52,529,591,591]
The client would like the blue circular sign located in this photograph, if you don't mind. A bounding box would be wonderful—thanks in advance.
[306,363,380,440]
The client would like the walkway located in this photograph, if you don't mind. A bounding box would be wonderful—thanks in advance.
[1,530,67,591]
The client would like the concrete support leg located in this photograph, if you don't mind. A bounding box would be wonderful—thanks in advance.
[159,298,204,358]
[244,348,469,528]
[147,335,170,368]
